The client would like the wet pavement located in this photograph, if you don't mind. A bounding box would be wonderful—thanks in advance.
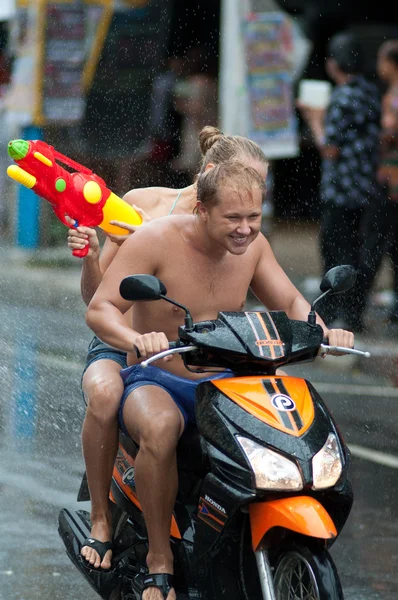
[0,300,398,599]
[0,302,95,600]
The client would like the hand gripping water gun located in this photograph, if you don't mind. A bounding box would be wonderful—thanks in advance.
[7,139,142,257]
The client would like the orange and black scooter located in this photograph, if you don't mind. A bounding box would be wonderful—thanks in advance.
[59,265,369,600]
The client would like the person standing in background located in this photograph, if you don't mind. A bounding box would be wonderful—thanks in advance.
[377,40,398,322]
[171,47,218,178]
[138,54,184,164]
[298,32,381,333]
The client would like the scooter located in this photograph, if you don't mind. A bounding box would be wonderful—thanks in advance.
[59,264,369,600]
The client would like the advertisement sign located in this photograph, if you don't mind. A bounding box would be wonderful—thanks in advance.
[39,2,87,123]
[5,0,113,127]
[244,12,299,159]
[36,0,113,125]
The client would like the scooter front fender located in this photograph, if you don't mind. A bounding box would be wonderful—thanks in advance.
[249,496,337,551]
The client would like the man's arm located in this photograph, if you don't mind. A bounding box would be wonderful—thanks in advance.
[250,235,354,348]
[250,235,324,324]
[86,225,160,352]
[76,189,155,305]
[297,104,339,159]
[381,93,398,143]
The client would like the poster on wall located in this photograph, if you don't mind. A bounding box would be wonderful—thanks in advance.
[5,0,113,128]
[37,0,113,125]
[244,11,299,159]
[40,2,87,123]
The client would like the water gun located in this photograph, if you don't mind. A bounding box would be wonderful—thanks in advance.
[7,139,142,257]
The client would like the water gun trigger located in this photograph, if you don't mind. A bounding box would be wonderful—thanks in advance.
[54,209,77,229]
[53,209,84,256]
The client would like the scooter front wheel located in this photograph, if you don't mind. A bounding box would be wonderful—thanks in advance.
[272,541,344,600]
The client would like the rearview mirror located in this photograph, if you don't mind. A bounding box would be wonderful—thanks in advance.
[308,265,358,325]
[320,265,357,295]
[119,275,167,302]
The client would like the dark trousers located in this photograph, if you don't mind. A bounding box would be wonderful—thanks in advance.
[361,195,398,315]
[317,195,392,328]
[385,204,398,300]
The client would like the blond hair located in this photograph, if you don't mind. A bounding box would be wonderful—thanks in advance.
[198,126,269,176]
[196,160,266,210]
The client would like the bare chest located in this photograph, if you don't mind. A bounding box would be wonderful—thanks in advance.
[156,250,255,319]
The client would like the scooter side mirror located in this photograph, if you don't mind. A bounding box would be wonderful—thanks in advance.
[120,275,167,301]
[320,265,357,295]
[307,265,357,326]
[120,274,194,332]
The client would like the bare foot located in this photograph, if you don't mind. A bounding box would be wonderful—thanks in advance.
[143,551,175,599]
[81,518,113,570]
[142,584,176,600]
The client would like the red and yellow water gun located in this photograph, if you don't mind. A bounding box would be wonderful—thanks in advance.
[7,139,142,257]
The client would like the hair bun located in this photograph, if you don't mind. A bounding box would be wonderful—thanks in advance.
[199,126,224,155]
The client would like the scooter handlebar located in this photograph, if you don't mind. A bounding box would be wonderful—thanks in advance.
[139,345,198,368]
[137,343,371,369]
[320,344,371,358]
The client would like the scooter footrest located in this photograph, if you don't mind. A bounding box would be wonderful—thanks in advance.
[58,508,91,556]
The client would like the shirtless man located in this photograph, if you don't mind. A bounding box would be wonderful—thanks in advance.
[67,126,269,571]
[86,160,353,600]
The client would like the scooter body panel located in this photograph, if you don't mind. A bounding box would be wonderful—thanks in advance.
[112,443,183,539]
[196,376,349,489]
[249,496,337,551]
[187,374,352,596]
[58,508,123,600]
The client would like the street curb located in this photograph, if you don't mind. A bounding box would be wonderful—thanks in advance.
[0,250,84,315]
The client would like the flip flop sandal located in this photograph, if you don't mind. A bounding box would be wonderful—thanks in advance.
[141,573,174,599]
[81,537,113,572]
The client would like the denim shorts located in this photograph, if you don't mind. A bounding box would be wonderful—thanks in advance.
[83,336,128,373]
[118,364,232,434]
[80,336,128,404]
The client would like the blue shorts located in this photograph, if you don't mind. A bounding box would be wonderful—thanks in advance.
[119,364,233,434]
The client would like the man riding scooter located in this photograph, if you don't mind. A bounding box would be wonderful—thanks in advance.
[86,160,353,600]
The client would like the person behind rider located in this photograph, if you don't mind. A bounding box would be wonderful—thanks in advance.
[86,160,354,600]
[67,126,269,572]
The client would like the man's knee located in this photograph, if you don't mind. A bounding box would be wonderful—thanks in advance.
[134,409,182,458]
[84,371,124,420]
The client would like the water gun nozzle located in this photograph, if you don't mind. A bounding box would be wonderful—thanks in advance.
[8,139,30,161]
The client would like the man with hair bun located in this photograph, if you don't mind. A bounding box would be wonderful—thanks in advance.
[377,40,398,322]
[68,126,270,572]
[86,159,353,600]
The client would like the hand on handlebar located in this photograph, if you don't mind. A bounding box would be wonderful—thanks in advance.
[322,328,354,356]
[134,332,173,362]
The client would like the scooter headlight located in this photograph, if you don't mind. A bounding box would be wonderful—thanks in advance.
[312,433,343,490]
[237,436,303,491]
